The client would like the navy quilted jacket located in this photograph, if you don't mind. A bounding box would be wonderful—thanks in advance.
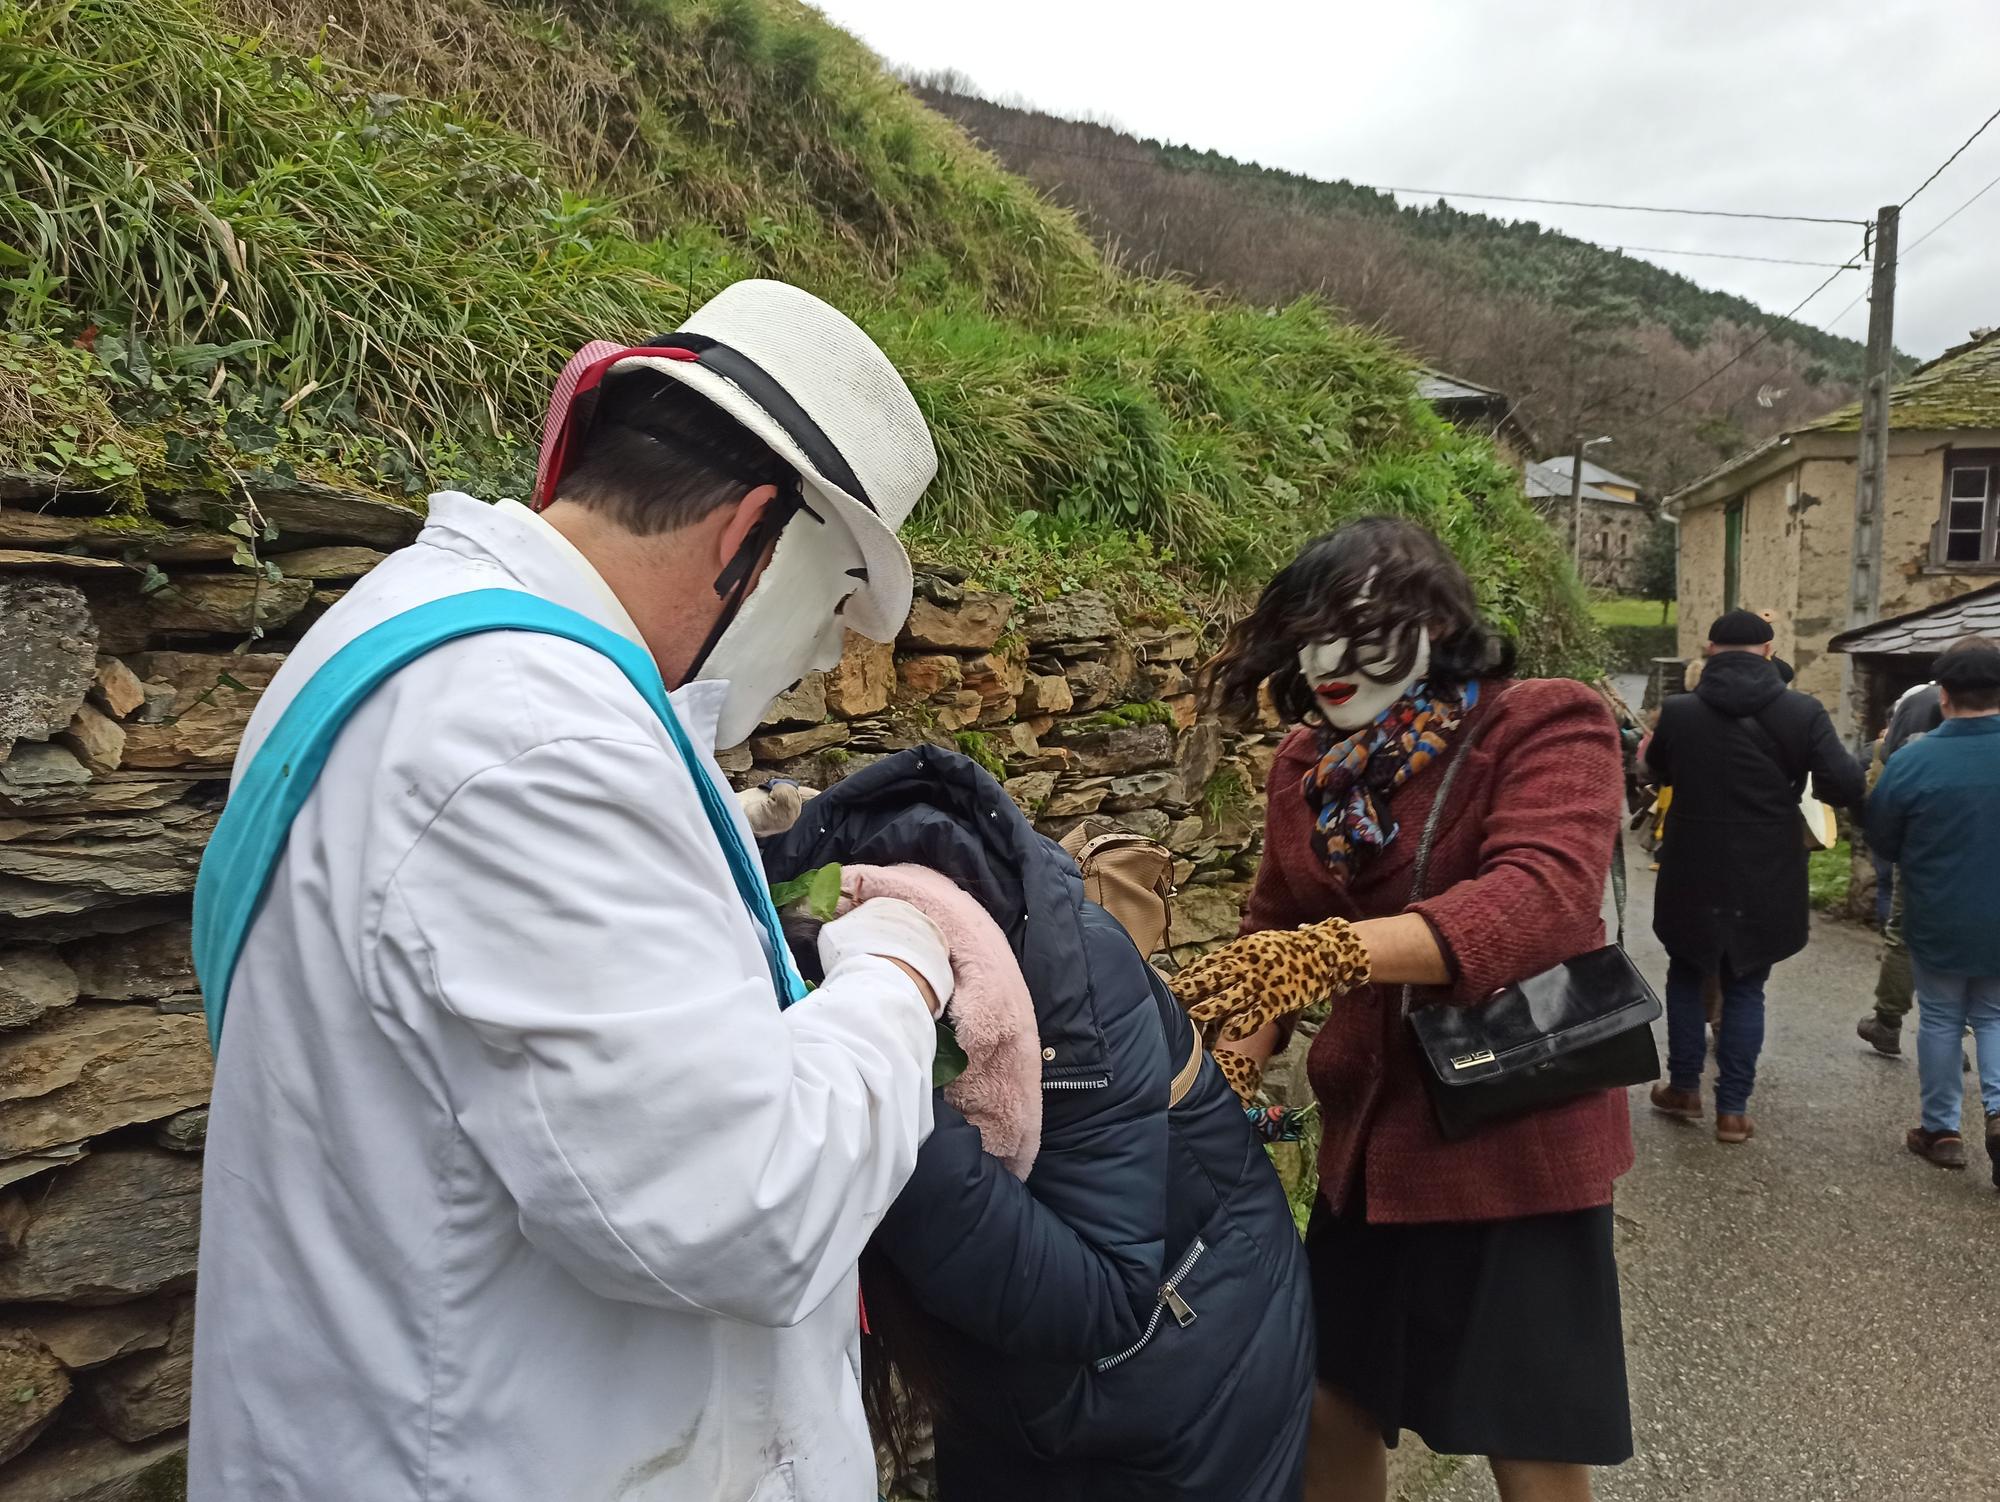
[764,748,1312,1501]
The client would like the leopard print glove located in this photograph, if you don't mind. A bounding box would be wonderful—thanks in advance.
[1170,919,1372,1103]
[1210,1046,1264,1105]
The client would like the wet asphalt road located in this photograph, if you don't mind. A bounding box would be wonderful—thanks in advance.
[1423,835,2000,1502]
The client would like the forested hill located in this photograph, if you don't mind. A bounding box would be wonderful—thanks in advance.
[917,83,1891,494]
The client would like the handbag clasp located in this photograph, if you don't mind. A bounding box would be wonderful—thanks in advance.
[1450,1049,1497,1070]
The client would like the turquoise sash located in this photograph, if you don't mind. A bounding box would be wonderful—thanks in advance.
[190,588,807,1052]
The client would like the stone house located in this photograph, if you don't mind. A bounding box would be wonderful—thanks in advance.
[1541,455,1643,505]
[1416,368,1535,473]
[1524,457,1651,592]
[1664,327,2000,730]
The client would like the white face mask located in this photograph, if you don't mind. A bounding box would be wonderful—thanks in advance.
[697,511,864,749]
[1297,629,1431,731]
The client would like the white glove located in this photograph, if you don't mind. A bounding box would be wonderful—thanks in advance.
[737,781,818,838]
[817,897,953,1017]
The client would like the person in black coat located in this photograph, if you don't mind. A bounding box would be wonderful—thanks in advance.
[1641,610,1866,1143]
[763,748,1314,1502]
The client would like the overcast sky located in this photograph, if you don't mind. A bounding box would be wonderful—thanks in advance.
[816,0,1999,360]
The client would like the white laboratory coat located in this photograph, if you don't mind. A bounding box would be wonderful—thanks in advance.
[188,493,935,1502]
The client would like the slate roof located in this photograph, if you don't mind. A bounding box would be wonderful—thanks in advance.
[1828,580,2000,657]
[1522,459,1630,506]
[1802,327,2000,435]
[1539,454,1644,493]
[1416,369,1507,404]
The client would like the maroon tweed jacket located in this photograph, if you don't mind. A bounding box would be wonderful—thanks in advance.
[1244,677,1635,1224]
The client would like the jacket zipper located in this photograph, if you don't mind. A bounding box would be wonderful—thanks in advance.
[1092,1237,1205,1373]
[1042,1076,1110,1091]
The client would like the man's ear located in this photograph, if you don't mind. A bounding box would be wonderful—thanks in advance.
[715,483,782,571]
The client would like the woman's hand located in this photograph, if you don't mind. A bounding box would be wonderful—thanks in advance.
[1170,919,1372,1101]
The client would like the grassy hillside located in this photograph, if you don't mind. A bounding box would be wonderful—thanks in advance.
[0,0,1595,671]
[919,87,1892,494]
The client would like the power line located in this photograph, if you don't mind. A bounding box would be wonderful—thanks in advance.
[1612,244,1851,269]
[1826,165,2000,331]
[1900,101,2000,209]
[1365,186,1861,227]
[1641,105,2000,415]
[1638,259,1862,422]
[1902,165,2000,256]
[968,131,1866,225]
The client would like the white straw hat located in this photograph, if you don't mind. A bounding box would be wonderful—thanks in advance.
[535,280,935,641]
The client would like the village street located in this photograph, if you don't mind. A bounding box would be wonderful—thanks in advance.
[1417,833,2000,1502]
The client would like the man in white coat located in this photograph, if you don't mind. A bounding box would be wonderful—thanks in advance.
[189,281,965,1500]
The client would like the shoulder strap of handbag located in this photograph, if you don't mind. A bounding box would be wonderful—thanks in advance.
[1737,704,1804,789]
[1400,691,1625,1018]
[191,587,808,1053]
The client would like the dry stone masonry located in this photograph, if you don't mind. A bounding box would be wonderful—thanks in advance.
[0,470,1281,1495]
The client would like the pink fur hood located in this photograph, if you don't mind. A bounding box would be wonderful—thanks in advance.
[841,863,1042,1179]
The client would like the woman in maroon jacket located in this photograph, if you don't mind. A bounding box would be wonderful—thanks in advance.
[1200,518,1632,1502]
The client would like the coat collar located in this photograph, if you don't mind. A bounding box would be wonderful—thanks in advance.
[1934,715,2000,738]
[418,492,732,749]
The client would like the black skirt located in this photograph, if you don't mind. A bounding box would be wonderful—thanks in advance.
[1305,1190,1633,1466]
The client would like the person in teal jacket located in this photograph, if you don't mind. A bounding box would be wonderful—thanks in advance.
[1866,641,2000,1185]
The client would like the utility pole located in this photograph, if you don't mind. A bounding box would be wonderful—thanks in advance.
[1842,204,1898,747]
[1568,431,1587,573]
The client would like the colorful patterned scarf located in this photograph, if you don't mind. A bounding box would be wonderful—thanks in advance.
[1302,679,1479,878]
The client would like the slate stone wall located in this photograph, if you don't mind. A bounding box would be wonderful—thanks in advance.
[0,473,1276,1494]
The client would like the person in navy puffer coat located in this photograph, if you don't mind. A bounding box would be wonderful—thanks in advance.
[763,747,1313,1502]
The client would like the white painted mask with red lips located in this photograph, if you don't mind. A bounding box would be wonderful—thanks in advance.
[1298,628,1431,732]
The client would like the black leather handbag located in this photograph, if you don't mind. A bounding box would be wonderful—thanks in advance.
[1402,709,1662,1142]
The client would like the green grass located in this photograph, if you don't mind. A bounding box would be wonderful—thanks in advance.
[1809,839,1853,913]
[0,0,1598,675]
[1591,596,1677,628]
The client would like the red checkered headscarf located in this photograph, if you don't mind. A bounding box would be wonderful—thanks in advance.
[533,341,660,510]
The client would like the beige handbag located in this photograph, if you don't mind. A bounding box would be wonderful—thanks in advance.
[1058,824,1175,959]
[1799,784,1840,851]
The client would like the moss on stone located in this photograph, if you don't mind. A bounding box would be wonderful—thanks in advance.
[1801,329,2000,435]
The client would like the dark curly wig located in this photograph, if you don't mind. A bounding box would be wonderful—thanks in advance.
[1205,516,1516,728]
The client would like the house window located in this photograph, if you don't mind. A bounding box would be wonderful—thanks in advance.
[1940,451,2000,565]
[1596,529,1609,555]
[1618,532,1630,557]
[1724,498,1744,609]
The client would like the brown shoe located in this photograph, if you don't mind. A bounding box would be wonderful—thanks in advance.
[1906,1127,1967,1169]
[1650,1083,1703,1120]
[1716,1114,1755,1144]
[1856,1014,1903,1057]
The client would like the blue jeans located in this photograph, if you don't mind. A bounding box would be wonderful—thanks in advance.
[1666,956,1772,1116]
[1908,958,2000,1134]
[1871,853,1895,931]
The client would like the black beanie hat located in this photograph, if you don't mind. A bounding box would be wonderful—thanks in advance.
[1936,646,2000,692]
[1708,609,1774,646]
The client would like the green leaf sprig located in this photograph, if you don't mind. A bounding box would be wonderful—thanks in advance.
[769,862,843,921]
[933,1022,969,1088]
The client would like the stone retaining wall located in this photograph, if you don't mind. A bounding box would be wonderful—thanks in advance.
[0,472,1275,1495]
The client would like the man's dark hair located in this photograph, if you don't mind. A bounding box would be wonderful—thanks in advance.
[1937,634,2000,713]
[1204,515,1516,727]
[557,370,794,536]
